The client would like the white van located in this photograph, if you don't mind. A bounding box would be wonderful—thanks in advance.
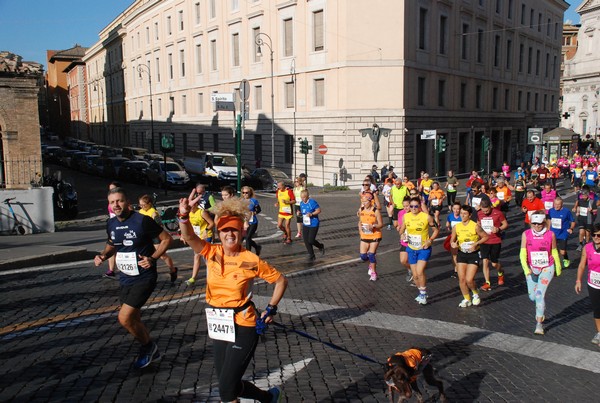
[183,150,238,188]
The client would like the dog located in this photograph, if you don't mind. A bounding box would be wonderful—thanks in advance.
[384,347,446,402]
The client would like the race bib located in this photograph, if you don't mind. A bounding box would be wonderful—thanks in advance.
[460,241,475,253]
[480,218,494,234]
[450,221,460,228]
[448,184,454,191]
[205,308,235,342]
[580,207,589,216]
[551,218,562,229]
[303,214,312,226]
[361,223,373,234]
[281,205,292,214]
[408,234,422,249]
[424,187,431,192]
[588,174,595,181]
[590,271,600,287]
[472,197,481,209]
[193,225,202,236]
[115,252,140,276]
[530,251,549,268]
[497,192,505,200]
[544,201,553,210]
[539,174,546,179]
[431,199,439,206]
[516,185,524,191]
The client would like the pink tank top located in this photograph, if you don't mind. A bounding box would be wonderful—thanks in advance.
[398,209,408,247]
[525,229,554,272]
[584,243,600,289]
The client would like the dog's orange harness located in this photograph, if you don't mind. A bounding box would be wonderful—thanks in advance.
[388,349,428,383]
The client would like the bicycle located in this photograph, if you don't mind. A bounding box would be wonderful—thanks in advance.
[3,198,26,235]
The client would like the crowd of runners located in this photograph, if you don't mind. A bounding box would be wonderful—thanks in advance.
[91,153,600,402]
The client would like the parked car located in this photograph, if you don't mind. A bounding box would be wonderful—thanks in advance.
[91,156,105,176]
[63,137,79,149]
[80,154,101,174]
[59,149,80,167]
[90,144,109,156]
[118,160,150,184]
[77,141,95,152]
[121,147,148,161]
[182,150,238,189]
[100,147,122,158]
[42,146,63,163]
[247,168,294,191]
[103,157,129,178]
[144,153,174,162]
[70,151,90,170]
[146,161,190,188]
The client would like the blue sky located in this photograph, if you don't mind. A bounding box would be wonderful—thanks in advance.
[0,0,583,68]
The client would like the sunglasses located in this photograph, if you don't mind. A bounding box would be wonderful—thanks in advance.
[242,192,249,194]
[363,183,370,186]
[531,222,544,225]
[409,205,420,208]
[593,233,600,238]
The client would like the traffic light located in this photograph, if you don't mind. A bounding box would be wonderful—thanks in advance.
[299,138,312,154]
[160,134,175,152]
[482,136,491,152]
[437,137,447,153]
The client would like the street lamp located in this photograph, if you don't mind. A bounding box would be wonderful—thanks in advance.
[137,64,155,153]
[290,58,297,178]
[92,82,105,144]
[255,32,275,168]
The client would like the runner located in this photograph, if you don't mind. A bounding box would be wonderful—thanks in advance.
[521,189,545,228]
[547,197,575,268]
[513,167,527,207]
[467,182,491,222]
[382,177,395,230]
[94,187,172,368]
[137,194,178,283]
[451,205,489,307]
[445,201,463,278]
[184,196,215,286]
[520,211,562,335]
[572,162,584,191]
[575,222,600,345]
[103,181,121,279]
[299,189,325,262]
[275,180,295,244]
[478,199,508,291]
[445,170,459,208]
[293,177,306,239]
[390,177,409,229]
[419,173,433,204]
[399,197,440,304]
[177,197,288,402]
[242,186,262,256]
[397,197,413,283]
[573,189,597,252]
[358,192,383,281]
[427,181,445,226]
[540,182,558,213]
[494,178,512,212]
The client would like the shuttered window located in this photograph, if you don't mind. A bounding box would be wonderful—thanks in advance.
[313,10,324,51]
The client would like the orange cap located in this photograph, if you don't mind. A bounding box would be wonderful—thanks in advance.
[217,215,244,232]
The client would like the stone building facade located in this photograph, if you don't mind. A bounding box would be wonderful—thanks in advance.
[82,0,567,185]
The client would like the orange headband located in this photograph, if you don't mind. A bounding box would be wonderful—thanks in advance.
[217,215,244,232]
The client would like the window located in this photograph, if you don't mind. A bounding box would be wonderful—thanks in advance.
[255,85,262,110]
[460,83,467,108]
[553,55,557,79]
[195,2,201,25]
[493,87,498,109]
[521,4,526,25]
[551,95,555,111]
[538,13,542,32]
[547,18,551,36]
[284,18,294,56]
[313,10,324,51]
[182,94,187,114]
[506,39,512,69]
[529,9,534,29]
[534,93,539,111]
[477,29,483,63]
[231,0,239,11]
[314,78,324,107]
[418,77,426,106]
[253,27,261,62]
[197,92,204,114]
[195,43,202,74]
[527,46,532,74]
[526,91,531,110]
[168,53,173,79]
[170,96,175,115]
[495,0,501,14]
[210,0,216,18]
[180,49,186,77]
[210,39,217,70]
[154,22,159,40]
[157,98,162,116]
[518,90,522,110]
[494,35,501,67]
[518,43,524,72]
[543,94,547,111]
[284,135,294,164]
[545,52,549,77]
[461,24,469,60]
[437,80,445,107]
[146,27,150,44]
[167,16,172,35]
[419,8,428,50]
[504,89,510,110]
[583,119,588,135]
[508,0,513,19]
[439,15,447,55]
[179,10,184,31]
[476,85,482,109]
[535,49,540,75]
[285,82,294,108]
[232,33,240,66]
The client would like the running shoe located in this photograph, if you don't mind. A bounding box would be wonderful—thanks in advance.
[268,386,282,403]
[170,267,178,283]
[563,259,570,268]
[134,342,161,369]
[103,270,117,280]
[368,264,374,276]
[480,282,492,291]
[185,278,196,286]
[451,271,458,279]
[284,238,292,245]
[534,323,544,335]
[255,244,262,256]
[577,244,583,252]
[591,332,600,345]
[458,299,472,308]
[319,245,326,256]
[295,232,302,238]
[405,271,413,283]
[497,273,505,286]
[472,294,481,306]
[386,225,392,231]
[369,272,378,281]
[416,294,428,305]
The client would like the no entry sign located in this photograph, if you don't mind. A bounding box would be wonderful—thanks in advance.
[318,144,328,155]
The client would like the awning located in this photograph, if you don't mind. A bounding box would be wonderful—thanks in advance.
[543,127,579,141]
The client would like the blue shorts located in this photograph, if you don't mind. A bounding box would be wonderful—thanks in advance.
[407,247,432,264]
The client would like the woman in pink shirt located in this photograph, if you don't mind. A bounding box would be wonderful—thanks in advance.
[576,222,600,345]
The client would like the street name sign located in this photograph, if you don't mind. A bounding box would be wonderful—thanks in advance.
[421,130,437,140]
[211,93,235,103]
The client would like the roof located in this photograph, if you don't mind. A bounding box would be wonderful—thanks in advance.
[49,45,88,63]
[544,127,579,140]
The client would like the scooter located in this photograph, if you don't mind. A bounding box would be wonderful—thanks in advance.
[3,198,26,235]
[55,180,78,219]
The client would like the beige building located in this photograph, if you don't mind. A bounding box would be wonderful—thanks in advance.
[562,0,600,145]
[84,0,568,185]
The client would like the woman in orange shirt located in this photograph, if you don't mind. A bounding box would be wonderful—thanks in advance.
[428,182,446,226]
[178,197,288,402]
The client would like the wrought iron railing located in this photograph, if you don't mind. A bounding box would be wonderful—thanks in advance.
[0,158,43,189]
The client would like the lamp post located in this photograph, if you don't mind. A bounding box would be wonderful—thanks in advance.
[137,64,155,153]
[92,82,105,144]
[291,58,297,178]
[255,32,275,168]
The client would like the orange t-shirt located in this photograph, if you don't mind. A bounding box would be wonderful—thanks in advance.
[201,243,281,327]
[358,207,381,240]
[521,198,545,223]
[428,189,445,206]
